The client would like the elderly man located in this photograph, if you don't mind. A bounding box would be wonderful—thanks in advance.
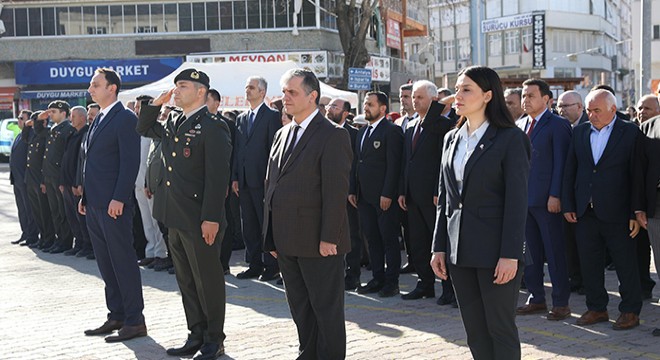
[636,95,660,124]
[504,88,525,121]
[562,89,643,330]
[557,91,589,127]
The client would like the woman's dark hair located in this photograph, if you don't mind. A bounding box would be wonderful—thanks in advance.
[455,66,515,129]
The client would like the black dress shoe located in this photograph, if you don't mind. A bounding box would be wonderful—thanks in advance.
[357,279,384,294]
[76,249,93,258]
[653,328,660,336]
[105,324,147,342]
[42,243,59,253]
[50,245,69,254]
[64,248,80,256]
[400,263,416,274]
[11,238,25,245]
[168,266,176,274]
[85,320,124,336]
[344,278,360,291]
[259,269,281,282]
[378,283,400,297]
[193,343,225,360]
[86,252,96,260]
[236,268,262,280]
[276,278,283,285]
[642,291,653,300]
[166,337,204,356]
[401,288,435,300]
[437,293,457,306]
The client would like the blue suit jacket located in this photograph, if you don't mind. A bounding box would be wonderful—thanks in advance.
[232,104,281,189]
[82,102,140,209]
[517,110,572,207]
[562,118,642,223]
[9,129,29,186]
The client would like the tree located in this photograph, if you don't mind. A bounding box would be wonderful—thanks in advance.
[335,0,379,89]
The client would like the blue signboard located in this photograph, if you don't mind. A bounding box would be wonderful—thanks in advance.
[15,57,183,85]
[348,68,372,91]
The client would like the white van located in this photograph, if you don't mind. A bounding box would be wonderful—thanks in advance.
[0,118,19,158]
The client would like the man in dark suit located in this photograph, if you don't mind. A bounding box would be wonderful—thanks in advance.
[23,111,56,250]
[263,68,352,359]
[138,69,231,360]
[398,80,454,303]
[557,90,589,294]
[61,106,92,257]
[562,89,643,330]
[326,96,363,290]
[349,91,403,297]
[232,76,282,281]
[81,68,146,342]
[10,110,39,246]
[207,88,237,275]
[395,84,416,275]
[35,100,76,253]
[504,88,525,121]
[515,79,572,321]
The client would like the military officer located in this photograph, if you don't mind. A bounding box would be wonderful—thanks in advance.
[136,69,231,360]
[23,111,57,250]
[35,100,76,253]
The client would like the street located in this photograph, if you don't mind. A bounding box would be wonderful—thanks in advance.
[0,163,658,360]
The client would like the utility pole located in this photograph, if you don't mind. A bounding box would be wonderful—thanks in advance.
[640,0,651,95]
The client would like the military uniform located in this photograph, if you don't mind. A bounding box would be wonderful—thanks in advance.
[35,102,75,251]
[136,71,232,348]
[23,115,56,249]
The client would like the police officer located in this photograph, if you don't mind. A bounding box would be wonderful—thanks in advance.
[35,100,76,253]
[136,69,231,360]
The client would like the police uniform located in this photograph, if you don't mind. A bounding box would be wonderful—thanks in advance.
[136,69,232,350]
[35,100,75,251]
[23,112,57,249]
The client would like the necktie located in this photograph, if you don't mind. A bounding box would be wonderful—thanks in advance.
[282,125,300,166]
[412,124,422,151]
[88,112,103,140]
[526,118,536,137]
[362,125,373,151]
[175,115,187,132]
[247,111,255,133]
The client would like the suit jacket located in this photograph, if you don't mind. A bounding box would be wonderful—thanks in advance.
[350,118,403,207]
[232,104,281,189]
[400,101,452,205]
[82,102,140,209]
[343,122,358,151]
[218,112,237,186]
[35,119,75,183]
[60,124,87,187]
[577,111,589,126]
[263,113,353,257]
[634,114,660,217]
[9,128,28,185]
[23,125,46,186]
[433,125,531,267]
[516,110,572,207]
[562,118,642,223]
[137,104,231,231]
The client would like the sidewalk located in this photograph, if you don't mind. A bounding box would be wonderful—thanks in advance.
[0,165,659,359]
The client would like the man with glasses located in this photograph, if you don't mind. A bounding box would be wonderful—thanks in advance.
[557,91,588,128]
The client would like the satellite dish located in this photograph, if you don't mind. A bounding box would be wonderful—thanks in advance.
[418,51,435,66]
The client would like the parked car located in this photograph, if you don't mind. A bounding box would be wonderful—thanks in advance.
[0,118,19,159]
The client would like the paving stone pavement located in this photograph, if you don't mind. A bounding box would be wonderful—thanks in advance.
[0,163,659,359]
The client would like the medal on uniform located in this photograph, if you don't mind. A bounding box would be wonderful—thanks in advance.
[183,147,191,158]
[373,141,381,149]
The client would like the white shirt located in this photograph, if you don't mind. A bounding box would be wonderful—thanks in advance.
[98,100,120,124]
[453,121,490,194]
[285,109,318,150]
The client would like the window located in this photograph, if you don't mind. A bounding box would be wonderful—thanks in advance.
[87,26,107,34]
[505,30,520,54]
[14,8,28,36]
[458,38,470,60]
[219,2,233,30]
[233,1,247,30]
[109,5,123,34]
[0,8,14,37]
[274,0,290,28]
[192,2,205,31]
[163,4,178,32]
[150,4,164,32]
[522,27,532,53]
[137,5,150,31]
[654,25,659,40]
[123,5,137,33]
[135,26,156,33]
[29,8,42,36]
[488,33,502,56]
[178,3,192,31]
[443,39,455,61]
[247,0,261,29]
[206,2,219,31]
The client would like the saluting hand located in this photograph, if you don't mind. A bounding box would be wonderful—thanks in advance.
[153,88,175,107]
[201,221,219,245]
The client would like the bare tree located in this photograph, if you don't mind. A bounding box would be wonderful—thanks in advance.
[335,0,379,89]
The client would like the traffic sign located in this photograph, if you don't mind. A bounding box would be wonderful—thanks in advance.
[348,68,372,91]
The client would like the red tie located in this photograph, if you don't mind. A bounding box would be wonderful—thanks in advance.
[412,124,422,151]
[526,118,536,137]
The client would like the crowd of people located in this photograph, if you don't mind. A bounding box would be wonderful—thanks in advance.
[7,64,660,359]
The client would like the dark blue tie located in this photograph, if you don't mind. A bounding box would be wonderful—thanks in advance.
[247,111,255,134]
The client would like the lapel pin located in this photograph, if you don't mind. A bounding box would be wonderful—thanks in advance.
[479,144,484,150]
[373,141,381,149]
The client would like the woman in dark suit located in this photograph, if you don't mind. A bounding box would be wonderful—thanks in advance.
[431,66,531,360]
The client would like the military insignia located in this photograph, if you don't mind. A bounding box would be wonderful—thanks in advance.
[194,124,201,130]
[189,129,196,134]
[184,133,195,138]
[195,130,201,134]
[373,141,381,149]
[479,144,484,150]
[191,71,200,79]
[183,147,191,158]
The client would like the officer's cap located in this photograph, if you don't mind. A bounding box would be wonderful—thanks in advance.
[174,68,210,89]
[48,100,70,112]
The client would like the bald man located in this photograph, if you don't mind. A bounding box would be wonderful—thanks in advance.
[557,91,588,127]
[636,95,660,124]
